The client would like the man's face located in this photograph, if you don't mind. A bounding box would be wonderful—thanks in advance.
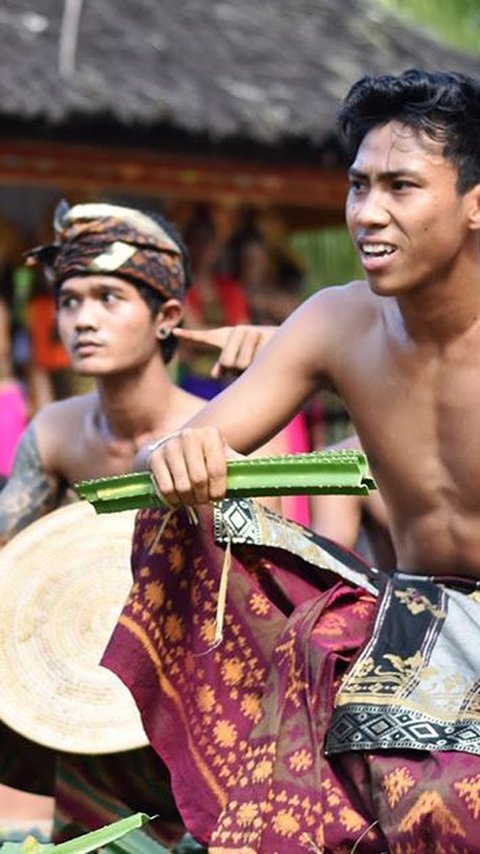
[57,275,159,375]
[345,120,474,297]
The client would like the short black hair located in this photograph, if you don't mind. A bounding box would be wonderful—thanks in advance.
[339,68,480,194]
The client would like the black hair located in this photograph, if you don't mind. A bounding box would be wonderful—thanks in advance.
[138,208,191,364]
[339,68,480,194]
[134,281,179,363]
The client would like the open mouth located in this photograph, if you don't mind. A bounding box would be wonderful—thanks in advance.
[360,242,396,259]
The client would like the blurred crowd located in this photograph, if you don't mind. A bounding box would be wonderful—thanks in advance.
[0,201,352,486]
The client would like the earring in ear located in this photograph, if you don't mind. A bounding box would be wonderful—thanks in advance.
[156,327,170,340]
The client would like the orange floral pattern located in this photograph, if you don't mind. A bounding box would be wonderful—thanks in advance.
[103,503,480,852]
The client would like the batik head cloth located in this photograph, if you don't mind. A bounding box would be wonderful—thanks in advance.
[25,200,186,301]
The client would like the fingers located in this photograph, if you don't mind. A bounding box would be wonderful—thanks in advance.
[172,326,230,351]
[173,325,275,378]
[211,325,264,378]
[148,427,228,507]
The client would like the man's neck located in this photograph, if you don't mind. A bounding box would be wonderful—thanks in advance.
[94,359,179,446]
[396,264,480,348]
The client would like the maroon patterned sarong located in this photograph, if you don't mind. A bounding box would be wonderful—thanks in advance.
[103,501,480,853]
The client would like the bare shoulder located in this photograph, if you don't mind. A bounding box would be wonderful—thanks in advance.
[35,392,97,441]
[35,391,97,422]
[32,393,98,478]
[278,281,376,338]
[307,280,377,321]
[268,281,377,378]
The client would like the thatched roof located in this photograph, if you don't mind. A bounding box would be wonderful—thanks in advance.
[1,0,479,158]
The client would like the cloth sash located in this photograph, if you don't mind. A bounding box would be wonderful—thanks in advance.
[328,572,480,756]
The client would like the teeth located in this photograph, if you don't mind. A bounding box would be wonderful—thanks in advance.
[362,243,395,256]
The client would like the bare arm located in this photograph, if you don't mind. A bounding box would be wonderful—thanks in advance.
[0,422,64,545]
[134,324,277,473]
[148,289,343,505]
[173,324,276,378]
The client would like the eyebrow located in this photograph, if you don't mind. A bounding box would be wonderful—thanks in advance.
[59,280,126,295]
[347,167,422,181]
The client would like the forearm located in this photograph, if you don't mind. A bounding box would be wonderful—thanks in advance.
[310,493,362,548]
[135,331,308,473]
[144,300,328,506]
[183,355,312,455]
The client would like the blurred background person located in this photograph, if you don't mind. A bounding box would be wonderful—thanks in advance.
[25,273,78,411]
[178,204,250,400]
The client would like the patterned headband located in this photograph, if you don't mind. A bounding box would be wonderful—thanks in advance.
[25,200,186,301]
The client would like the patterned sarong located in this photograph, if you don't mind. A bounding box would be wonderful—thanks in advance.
[103,500,480,853]
[328,572,480,755]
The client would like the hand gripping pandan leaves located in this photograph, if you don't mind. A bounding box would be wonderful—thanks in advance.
[75,450,376,514]
[0,813,166,853]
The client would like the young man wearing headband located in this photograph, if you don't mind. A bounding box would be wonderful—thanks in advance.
[0,200,213,849]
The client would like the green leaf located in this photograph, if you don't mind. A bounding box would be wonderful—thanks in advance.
[0,814,155,853]
[52,814,153,853]
[103,828,169,853]
[75,449,376,514]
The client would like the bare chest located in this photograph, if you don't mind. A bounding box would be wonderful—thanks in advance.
[338,339,480,513]
[58,434,141,485]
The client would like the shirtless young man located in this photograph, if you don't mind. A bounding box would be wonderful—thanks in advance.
[148,69,480,580]
[0,204,201,544]
[0,201,207,848]
[124,69,480,850]
[0,200,288,848]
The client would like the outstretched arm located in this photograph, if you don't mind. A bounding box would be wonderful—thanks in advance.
[147,290,340,506]
[173,325,276,378]
[0,422,63,546]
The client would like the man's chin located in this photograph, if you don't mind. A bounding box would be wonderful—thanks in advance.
[72,361,102,377]
[366,276,403,297]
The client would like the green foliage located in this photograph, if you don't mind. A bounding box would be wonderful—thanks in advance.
[375,0,480,53]
[290,227,362,295]
[0,814,162,854]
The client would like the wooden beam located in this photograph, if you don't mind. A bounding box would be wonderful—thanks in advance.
[0,139,348,214]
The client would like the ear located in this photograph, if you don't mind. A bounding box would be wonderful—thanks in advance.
[465,184,480,232]
[154,299,184,337]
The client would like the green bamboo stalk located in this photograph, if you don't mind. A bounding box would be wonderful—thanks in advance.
[75,450,376,514]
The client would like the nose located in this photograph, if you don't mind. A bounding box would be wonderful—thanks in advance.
[74,298,98,330]
[349,188,390,229]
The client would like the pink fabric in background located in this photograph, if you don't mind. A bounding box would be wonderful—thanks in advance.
[0,381,28,476]
[281,412,311,527]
